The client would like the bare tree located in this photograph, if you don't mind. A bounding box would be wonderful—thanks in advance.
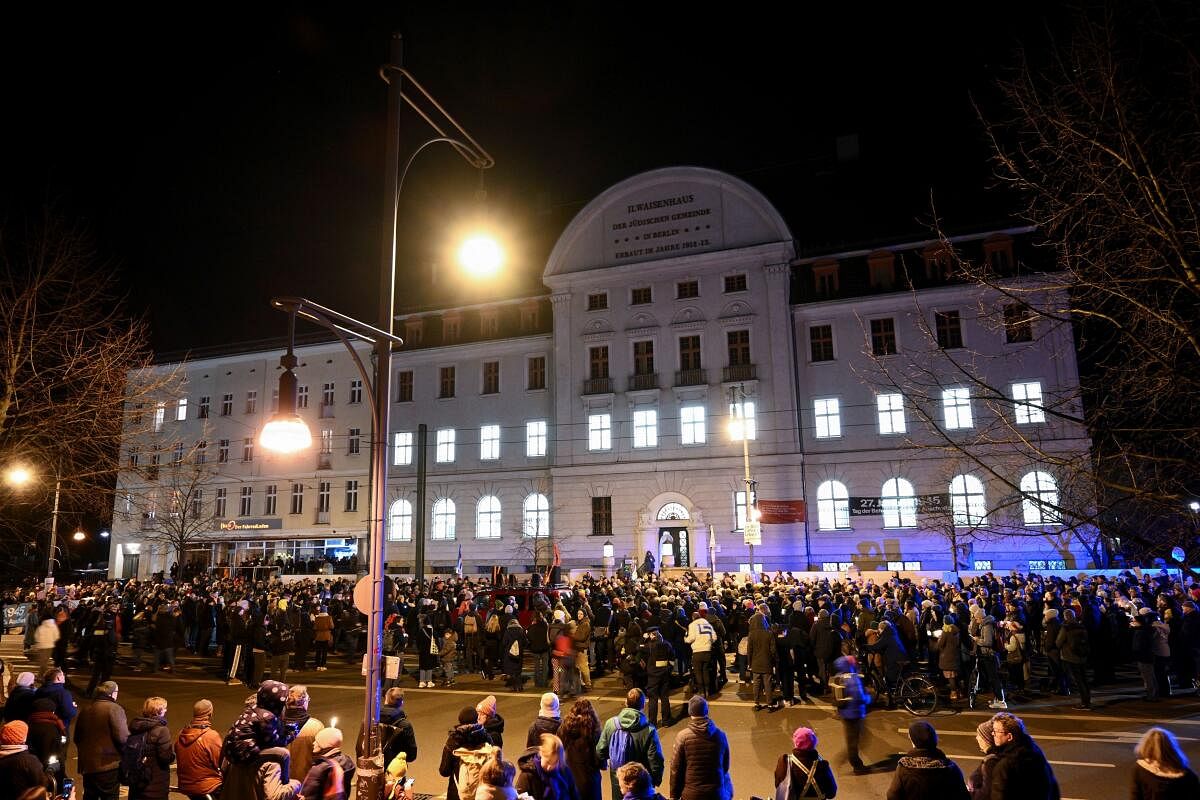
[0,212,173,553]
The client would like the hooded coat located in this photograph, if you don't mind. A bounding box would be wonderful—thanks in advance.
[438,722,494,800]
[223,681,298,766]
[514,747,581,800]
[596,708,664,799]
[885,746,969,800]
[668,717,732,800]
[127,715,175,800]
[175,721,223,795]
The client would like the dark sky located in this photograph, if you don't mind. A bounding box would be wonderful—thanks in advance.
[1,4,1059,353]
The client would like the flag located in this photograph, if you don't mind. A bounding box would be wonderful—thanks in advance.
[552,540,561,568]
[455,544,463,578]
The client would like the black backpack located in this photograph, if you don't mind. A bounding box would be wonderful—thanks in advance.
[119,729,154,791]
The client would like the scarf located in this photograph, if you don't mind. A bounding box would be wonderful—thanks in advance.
[29,711,65,734]
[0,744,28,757]
[283,706,310,729]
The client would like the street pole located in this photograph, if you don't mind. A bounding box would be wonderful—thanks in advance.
[735,384,757,579]
[47,476,61,586]
[414,423,427,585]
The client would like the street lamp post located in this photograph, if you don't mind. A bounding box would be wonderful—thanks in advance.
[259,33,495,800]
[5,465,62,587]
[731,384,759,579]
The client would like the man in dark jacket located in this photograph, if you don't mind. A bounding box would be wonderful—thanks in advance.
[597,689,664,800]
[526,693,561,747]
[74,680,129,800]
[832,655,871,775]
[885,721,969,800]
[1056,609,1092,709]
[528,611,551,688]
[126,696,175,800]
[745,605,777,710]
[34,668,77,729]
[668,696,731,800]
[641,629,675,727]
[4,672,37,722]
[988,713,1060,800]
[0,720,53,796]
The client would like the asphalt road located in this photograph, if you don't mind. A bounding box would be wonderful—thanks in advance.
[6,637,1199,800]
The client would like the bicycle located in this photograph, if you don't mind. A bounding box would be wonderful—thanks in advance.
[859,653,939,715]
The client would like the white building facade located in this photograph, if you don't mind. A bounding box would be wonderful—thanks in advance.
[110,166,1102,578]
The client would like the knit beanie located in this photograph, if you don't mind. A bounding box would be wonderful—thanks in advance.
[908,721,937,749]
[540,692,560,718]
[791,727,817,751]
[1,721,28,745]
[313,727,342,755]
[687,695,708,718]
[14,673,34,688]
[976,720,995,748]
[476,695,497,717]
[193,699,214,722]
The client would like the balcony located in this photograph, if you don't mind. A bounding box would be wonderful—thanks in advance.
[315,510,331,524]
[628,373,659,391]
[140,514,158,531]
[319,403,335,419]
[674,368,707,387]
[317,453,332,470]
[723,364,757,382]
[582,377,613,395]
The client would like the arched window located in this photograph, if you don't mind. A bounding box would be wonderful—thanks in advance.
[950,474,986,527]
[388,498,412,542]
[882,478,917,528]
[1021,471,1061,525]
[431,498,456,540]
[523,493,550,538]
[476,495,502,539]
[816,480,850,530]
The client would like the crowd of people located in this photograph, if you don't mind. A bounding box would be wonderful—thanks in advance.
[1,564,1199,799]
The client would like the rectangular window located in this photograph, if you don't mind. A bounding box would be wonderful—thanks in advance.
[678,335,702,370]
[480,312,499,337]
[631,286,652,305]
[265,485,278,516]
[245,391,257,415]
[443,317,461,343]
[242,438,254,462]
[320,429,333,454]
[221,394,233,416]
[527,356,546,390]
[633,409,657,448]
[942,387,973,429]
[810,325,834,362]
[439,366,456,399]
[172,441,184,464]
[176,398,188,421]
[239,487,252,517]
[1012,381,1045,424]
[520,305,540,331]
[586,292,608,311]
[218,439,230,463]
[936,310,964,349]
[195,440,207,464]
[393,431,413,466]
[396,371,413,402]
[680,405,706,445]
[729,400,757,440]
[589,346,610,380]
[1004,304,1033,343]
[345,480,359,513]
[724,273,748,293]
[436,428,456,463]
[734,489,757,530]
[297,385,309,409]
[870,318,897,356]
[676,279,699,299]
[727,330,751,367]
[526,420,547,457]
[190,490,202,518]
[877,393,907,434]
[290,483,304,515]
[317,481,331,513]
[349,379,363,404]
[480,424,501,460]
[588,414,612,451]
[592,496,612,536]
[198,396,210,419]
[128,446,140,468]
[347,427,361,455]
[154,401,166,432]
[814,398,841,439]
[215,488,227,518]
[131,403,144,425]
[271,389,279,412]
[321,383,335,407]
[633,340,655,375]
[482,361,500,394]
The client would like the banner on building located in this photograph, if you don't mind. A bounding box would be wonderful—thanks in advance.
[849,494,951,516]
[757,499,806,524]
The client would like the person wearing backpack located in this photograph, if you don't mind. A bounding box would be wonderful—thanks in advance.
[774,726,836,800]
[596,689,664,800]
[1056,608,1092,710]
[438,707,497,800]
[501,616,528,692]
[461,605,481,674]
[122,696,174,800]
[298,728,355,800]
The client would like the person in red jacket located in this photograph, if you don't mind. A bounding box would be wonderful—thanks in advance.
[175,700,223,800]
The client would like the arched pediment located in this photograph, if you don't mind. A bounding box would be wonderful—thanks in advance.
[671,306,707,325]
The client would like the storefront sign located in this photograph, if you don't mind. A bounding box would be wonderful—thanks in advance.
[216,518,284,532]
[757,499,806,524]
[849,494,950,516]
[603,186,723,264]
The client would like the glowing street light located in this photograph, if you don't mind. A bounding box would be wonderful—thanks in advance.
[4,463,63,584]
[5,465,33,488]
[72,530,87,542]
[458,234,504,279]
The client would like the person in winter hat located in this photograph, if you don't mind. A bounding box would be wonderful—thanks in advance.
[774,727,836,800]
[886,721,968,799]
[222,680,298,766]
[438,707,497,800]
[966,720,999,800]
[0,720,52,796]
[298,728,355,800]
[477,695,505,750]
[175,699,223,800]
[667,696,732,800]
[526,693,561,748]
[285,685,324,782]
[4,674,36,723]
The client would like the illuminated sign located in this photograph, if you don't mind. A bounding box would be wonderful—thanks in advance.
[216,518,283,532]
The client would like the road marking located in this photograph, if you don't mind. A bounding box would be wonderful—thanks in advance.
[901,727,1196,744]
[946,753,1114,768]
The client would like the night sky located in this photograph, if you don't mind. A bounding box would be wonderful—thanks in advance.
[2,4,1060,354]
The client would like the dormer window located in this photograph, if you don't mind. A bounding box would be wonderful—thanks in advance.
[923,243,954,280]
[867,251,896,290]
[479,310,500,337]
[442,314,462,344]
[520,301,541,332]
[812,260,839,297]
[983,234,1014,272]
[404,319,424,345]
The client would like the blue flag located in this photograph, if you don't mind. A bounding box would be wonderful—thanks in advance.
[456,543,463,577]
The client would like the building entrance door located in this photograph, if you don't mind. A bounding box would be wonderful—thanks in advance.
[659,527,690,569]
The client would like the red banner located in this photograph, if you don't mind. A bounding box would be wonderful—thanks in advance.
[757,499,806,524]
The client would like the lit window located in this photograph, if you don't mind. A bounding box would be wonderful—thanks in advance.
[388,499,413,541]
[1012,381,1045,424]
[393,431,413,466]
[154,401,166,432]
[320,429,333,455]
[814,398,841,439]
[734,489,757,530]
[588,414,612,451]
[239,487,252,517]
[877,393,906,434]
[680,405,706,445]
[1021,471,1061,525]
[432,498,456,540]
[523,493,550,538]
[481,424,501,460]
[729,400,757,440]
[942,388,973,430]
[882,477,917,528]
[526,420,547,457]
[345,480,359,513]
[436,429,456,463]
[633,409,657,448]
[817,480,850,530]
[476,496,502,539]
[950,474,987,526]
[176,399,188,421]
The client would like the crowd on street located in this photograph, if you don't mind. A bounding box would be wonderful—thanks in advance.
[1,564,1199,799]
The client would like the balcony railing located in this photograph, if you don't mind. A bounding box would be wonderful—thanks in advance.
[582,377,613,395]
[317,453,332,470]
[674,368,707,387]
[723,364,757,382]
[315,510,331,524]
[628,373,659,391]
